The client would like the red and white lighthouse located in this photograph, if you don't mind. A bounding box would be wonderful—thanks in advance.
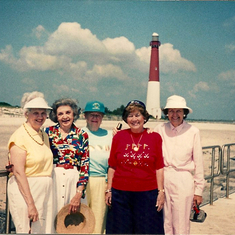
[146,32,161,119]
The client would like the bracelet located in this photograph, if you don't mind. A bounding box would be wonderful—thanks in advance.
[105,189,112,194]
[76,189,83,194]
[158,189,165,193]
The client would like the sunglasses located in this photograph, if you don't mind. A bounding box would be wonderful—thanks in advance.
[126,100,146,110]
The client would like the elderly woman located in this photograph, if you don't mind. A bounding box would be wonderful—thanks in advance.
[83,100,113,234]
[45,98,89,221]
[154,95,205,235]
[105,100,165,234]
[7,91,53,234]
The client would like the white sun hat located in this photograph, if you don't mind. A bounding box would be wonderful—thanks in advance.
[23,97,52,110]
[163,95,193,113]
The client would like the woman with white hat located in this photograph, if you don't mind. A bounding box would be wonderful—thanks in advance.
[7,91,53,233]
[154,95,205,235]
[45,98,89,232]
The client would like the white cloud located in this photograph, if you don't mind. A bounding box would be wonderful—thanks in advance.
[0,22,196,80]
[86,64,129,81]
[44,22,105,55]
[102,36,135,55]
[218,70,235,81]
[193,82,210,92]
[160,43,196,73]
[225,43,235,53]
[0,45,17,64]
[32,25,46,39]
[135,43,196,74]
[188,81,211,98]
[53,84,70,93]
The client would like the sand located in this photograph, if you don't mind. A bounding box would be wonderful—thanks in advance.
[0,117,235,233]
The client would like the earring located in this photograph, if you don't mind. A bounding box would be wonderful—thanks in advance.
[183,114,186,117]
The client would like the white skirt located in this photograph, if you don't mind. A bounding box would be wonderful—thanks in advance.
[52,166,79,216]
[7,176,53,234]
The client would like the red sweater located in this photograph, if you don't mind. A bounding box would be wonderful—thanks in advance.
[108,129,164,191]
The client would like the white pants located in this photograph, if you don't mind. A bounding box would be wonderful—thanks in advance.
[7,176,53,234]
[86,177,108,234]
[164,167,194,235]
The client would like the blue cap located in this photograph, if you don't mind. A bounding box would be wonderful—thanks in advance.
[84,101,105,114]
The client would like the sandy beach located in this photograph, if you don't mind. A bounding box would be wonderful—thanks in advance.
[1,117,235,171]
[0,117,235,233]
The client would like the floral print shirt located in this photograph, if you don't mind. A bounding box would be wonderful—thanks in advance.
[45,123,89,187]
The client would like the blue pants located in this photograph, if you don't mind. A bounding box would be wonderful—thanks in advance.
[106,188,164,234]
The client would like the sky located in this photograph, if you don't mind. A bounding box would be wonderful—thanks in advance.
[0,0,235,121]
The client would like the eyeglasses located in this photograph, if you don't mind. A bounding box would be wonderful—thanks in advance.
[89,113,103,119]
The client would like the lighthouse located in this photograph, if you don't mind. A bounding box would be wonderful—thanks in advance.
[146,32,161,119]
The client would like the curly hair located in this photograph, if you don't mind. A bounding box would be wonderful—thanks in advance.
[49,98,80,123]
[122,103,150,123]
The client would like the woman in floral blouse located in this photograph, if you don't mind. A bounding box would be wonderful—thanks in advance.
[45,98,89,227]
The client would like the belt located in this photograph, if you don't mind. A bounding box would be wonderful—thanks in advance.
[56,163,74,170]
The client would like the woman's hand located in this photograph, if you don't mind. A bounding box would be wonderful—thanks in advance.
[69,192,82,214]
[105,191,112,206]
[156,191,165,212]
[112,123,122,136]
[28,204,39,222]
[193,195,203,207]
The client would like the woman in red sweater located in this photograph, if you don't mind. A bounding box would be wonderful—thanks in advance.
[105,100,165,234]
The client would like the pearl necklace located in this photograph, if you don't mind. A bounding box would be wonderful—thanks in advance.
[23,123,44,146]
[130,133,144,151]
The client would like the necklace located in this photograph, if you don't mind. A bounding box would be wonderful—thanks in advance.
[23,123,44,146]
[130,133,144,151]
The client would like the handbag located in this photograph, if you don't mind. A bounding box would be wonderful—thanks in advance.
[190,205,207,223]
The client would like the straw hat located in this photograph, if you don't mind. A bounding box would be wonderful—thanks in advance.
[23,97,52,110]
[55,204,95,234]
[163,95,193,113]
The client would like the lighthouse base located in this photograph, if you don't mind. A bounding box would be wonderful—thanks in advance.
[146,81,162,119]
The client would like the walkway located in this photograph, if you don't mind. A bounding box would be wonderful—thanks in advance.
[190,193,235,234]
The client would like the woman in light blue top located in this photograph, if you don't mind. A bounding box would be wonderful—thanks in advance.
[83,101,113,234]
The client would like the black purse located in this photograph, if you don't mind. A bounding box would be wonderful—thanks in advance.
[190,205,207,223]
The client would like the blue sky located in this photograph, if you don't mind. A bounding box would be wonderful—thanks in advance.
[0,1,235,121]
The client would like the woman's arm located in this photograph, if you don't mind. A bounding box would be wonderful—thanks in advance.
[10,145,39,222]
[70,132,89,214]
[156,168,165,212]
[105,167,115,206]
[69,185,85,214]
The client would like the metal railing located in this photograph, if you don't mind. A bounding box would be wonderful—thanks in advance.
[0,170,11,234]
[221,143,235,198]
[1,143,235,233]
[202,145,222,205]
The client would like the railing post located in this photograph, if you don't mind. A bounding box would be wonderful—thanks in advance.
[203,145,221,205]
[5,173,11,234]
[221,143,235,199]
